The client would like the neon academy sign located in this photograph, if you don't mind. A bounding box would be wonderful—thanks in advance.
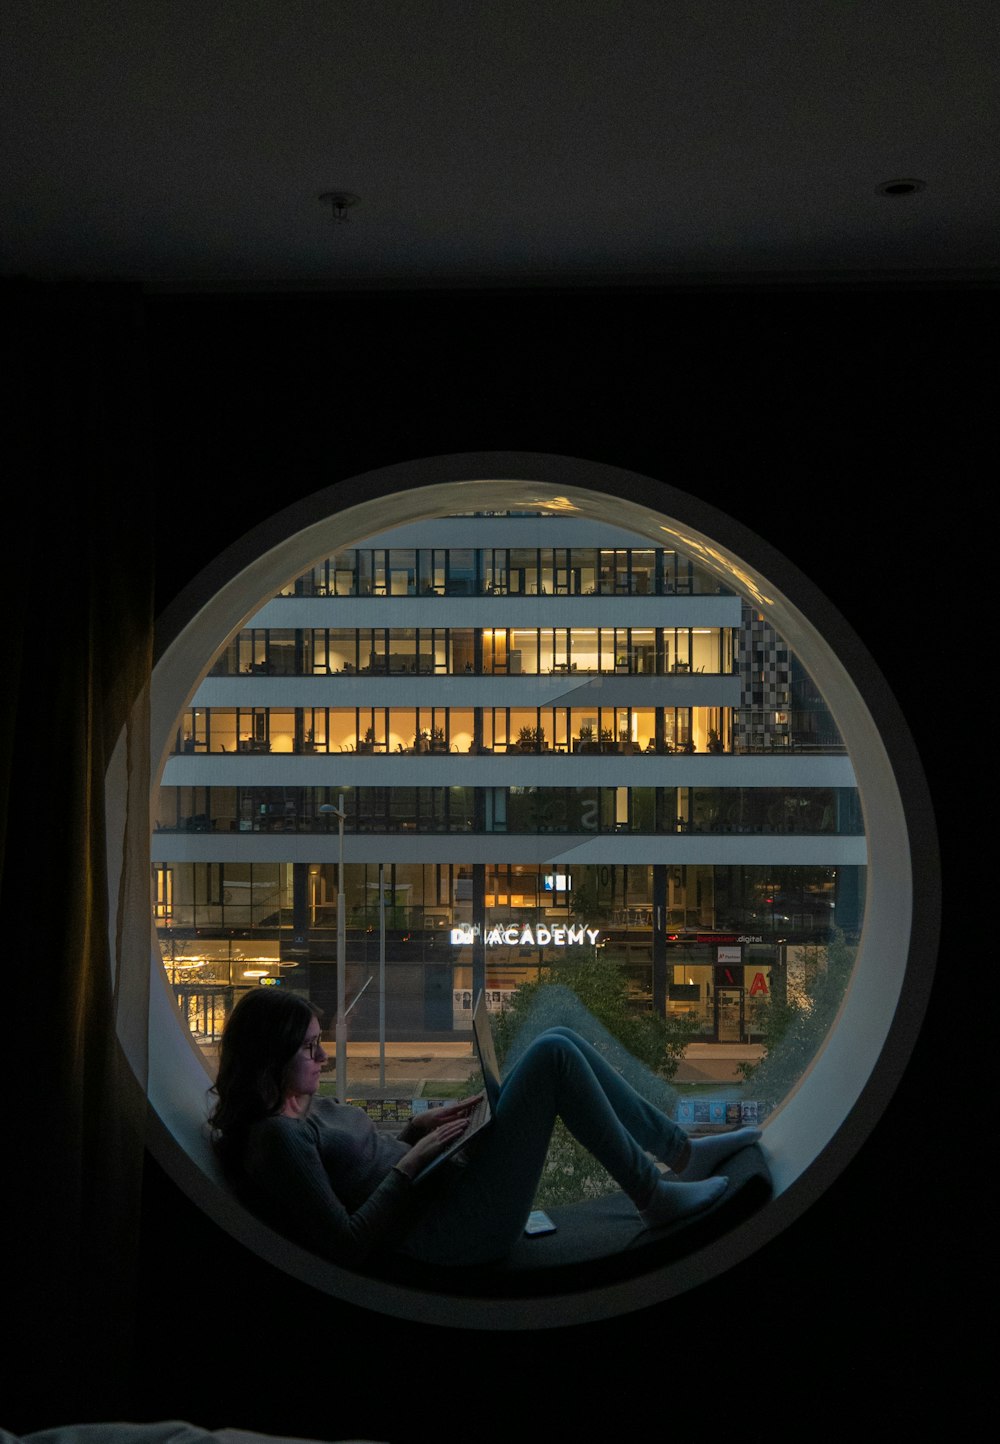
[450,923,601,948]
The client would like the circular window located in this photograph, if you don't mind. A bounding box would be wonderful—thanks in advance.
[128,453,936,1327]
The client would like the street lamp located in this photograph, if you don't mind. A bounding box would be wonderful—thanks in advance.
[319,795,348,1101]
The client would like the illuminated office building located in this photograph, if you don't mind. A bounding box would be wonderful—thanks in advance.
[153,509,864,1051]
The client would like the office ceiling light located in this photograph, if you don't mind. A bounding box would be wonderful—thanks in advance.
[319,191,361,223]
[876,178,926,196]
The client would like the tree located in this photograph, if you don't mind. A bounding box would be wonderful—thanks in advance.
[488,949,700,1208]
[491,947,696,1080]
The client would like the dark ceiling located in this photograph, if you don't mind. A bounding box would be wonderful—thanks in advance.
[4,2,998,290]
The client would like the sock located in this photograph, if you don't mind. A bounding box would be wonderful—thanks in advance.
[638,1175,727,1228]
[674,1127,762,1181]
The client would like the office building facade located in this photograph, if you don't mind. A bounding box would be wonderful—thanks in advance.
[153,510,865,1054]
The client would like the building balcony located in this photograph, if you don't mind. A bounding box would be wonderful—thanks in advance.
[193,672,742,710]
[250,592,742,629]
[151,826,867,868]
[161,750,857,789]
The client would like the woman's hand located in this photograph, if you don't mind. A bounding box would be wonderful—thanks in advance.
[398,1092,485,1144]
[393,1115,472,1180]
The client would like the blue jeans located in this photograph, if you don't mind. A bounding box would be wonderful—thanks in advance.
[398,1027,690,1266]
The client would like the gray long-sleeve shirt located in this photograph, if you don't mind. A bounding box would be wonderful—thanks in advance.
[242,1098,417,1265]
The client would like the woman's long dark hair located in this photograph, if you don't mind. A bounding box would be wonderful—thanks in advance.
[209,988,321,1174]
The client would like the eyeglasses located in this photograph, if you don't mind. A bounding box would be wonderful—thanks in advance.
[302,1035,325,1060]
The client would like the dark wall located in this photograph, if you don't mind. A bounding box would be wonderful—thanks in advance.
[77,287,993,1435]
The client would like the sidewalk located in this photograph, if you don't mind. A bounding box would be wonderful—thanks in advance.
[326,1039,764,1097]
[330,1041,478,1097]
[674,1043,764,1086]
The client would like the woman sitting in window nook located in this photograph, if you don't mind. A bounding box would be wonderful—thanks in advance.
[209,989,760,1269]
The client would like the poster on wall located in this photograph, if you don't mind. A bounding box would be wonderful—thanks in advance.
[451,988,516,1025]
[452,989,474,1025]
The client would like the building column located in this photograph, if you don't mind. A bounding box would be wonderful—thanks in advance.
[285,862,312,985]
[652,863,668,1015]
[472,862,486,1000]
[834,863,862,934]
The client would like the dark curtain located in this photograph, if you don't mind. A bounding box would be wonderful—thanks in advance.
[2,281,153,1425]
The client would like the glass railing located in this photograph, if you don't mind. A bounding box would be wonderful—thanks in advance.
[155,785,863,837]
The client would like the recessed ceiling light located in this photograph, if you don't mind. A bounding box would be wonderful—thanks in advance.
[319,191,361,223]
[875,178,926,197]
